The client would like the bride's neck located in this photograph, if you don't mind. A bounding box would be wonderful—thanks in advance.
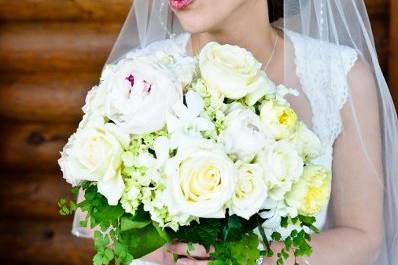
[189,0,276,63]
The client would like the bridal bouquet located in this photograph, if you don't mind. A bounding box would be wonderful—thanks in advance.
[59,41,331,265]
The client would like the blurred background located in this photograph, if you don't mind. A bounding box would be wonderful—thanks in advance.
[0,0,396,264]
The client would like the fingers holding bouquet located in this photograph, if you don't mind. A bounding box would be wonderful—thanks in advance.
[167,242,212,265]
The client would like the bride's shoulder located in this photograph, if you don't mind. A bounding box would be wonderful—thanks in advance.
[123,33,190,60]
[285,29,358,74]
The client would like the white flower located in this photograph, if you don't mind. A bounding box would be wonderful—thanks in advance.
[220,103,272,161]
[167,90,214,136]
[82,85,107,116]
[58,119,129,205]
[199,42,268,100]
[164,137,237,218]
[285,165,331,216]
[230,162,268,219]
[260,100,298,140]
[257,141,303,201]
[103,56,183,135]
[170,56,198,87]
[290,122,323,162]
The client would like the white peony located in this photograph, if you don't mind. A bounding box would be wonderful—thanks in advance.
[290,122,323,162]
[260,99,298,140]
[102,56,183,135]
[285,165,331,216]
[220,103,272,161]
[164,137,237,218]
[58,118,130,205]
[257,140,303,201]
[230,162,268,220]
[199,42,269,100]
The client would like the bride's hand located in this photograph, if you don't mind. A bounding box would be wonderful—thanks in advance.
[165,242,212,265]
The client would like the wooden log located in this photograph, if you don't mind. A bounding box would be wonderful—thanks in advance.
[365,0,390,16]
[389,0,398,106]
[0,220,93,265]
[0,22,121,73]
[0,0,132,22]
[0,0,386,21]
[0,173,73,219]
[0,122,77,172]
[0,72,98,122]
[369,16,390,76]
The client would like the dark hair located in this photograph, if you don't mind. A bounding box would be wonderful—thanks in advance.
[268,0,284,23]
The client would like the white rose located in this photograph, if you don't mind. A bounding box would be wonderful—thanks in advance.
[257,140,303,201]
[164,137,237,218]
[103,56,183,135]
[58,119,130,205]
[230,162,268,219]
[82,85,107,116]
[199,42,268,100]
[260,99,298,140]
[220,104,272,161]
[290,122,323,162]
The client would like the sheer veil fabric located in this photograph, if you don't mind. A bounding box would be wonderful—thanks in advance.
[74,0,398,264]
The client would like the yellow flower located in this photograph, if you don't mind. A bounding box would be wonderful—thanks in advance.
[285,165,331,216]
[260,100,298,140]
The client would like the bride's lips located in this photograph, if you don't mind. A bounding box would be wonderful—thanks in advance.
[169,0,195,10]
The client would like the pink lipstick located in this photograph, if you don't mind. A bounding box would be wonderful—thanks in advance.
[169,0,195,10]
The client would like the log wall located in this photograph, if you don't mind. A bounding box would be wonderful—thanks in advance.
[0,0,394,264]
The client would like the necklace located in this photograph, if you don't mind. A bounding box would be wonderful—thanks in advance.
[263,30,279,71]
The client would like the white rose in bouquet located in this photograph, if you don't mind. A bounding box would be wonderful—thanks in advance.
[58,117,129,205]
[260,99,298,140]
[102,56,183,135]
[164,137,237,218]
[290,122,323,162]
[82,85,107,116]
[230,162,268,220]
[285,165,331,216]
[257,140,303,201]
[220,103,272,161]
[199,42,269,100]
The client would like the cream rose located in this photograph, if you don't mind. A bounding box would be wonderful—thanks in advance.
[199,42,269,100]
[58,118,129,205]
[103,56,183,135]
[260,99,298,140]
[257,140,304,201]
[285,165,331,216]
[220,103,272,161]
[164,137,237,218]
[290,122,323,162]
[230,162,268,219]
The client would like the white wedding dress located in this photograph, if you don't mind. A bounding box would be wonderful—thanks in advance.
[123,30,358,265]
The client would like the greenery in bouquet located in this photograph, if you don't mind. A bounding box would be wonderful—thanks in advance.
[58,41,331,265]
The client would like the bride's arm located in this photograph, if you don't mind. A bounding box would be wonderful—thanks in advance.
[265,59,384,265]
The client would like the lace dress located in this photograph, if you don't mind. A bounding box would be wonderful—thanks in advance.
[125,30,358,265]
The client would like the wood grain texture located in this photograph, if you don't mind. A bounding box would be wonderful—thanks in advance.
[0,122,76,172]
[0,0,132,22]
[389,0,398,105]
[0,173,72,219]
[0,220,93,265]
[0,22,120,73]
[0,72,97,122]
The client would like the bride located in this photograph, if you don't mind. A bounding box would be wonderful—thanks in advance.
[73,0,398,264]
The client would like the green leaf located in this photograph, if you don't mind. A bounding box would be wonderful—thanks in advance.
[170,219,221,250]
[121,217,151,231]
[120,222,170,259]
